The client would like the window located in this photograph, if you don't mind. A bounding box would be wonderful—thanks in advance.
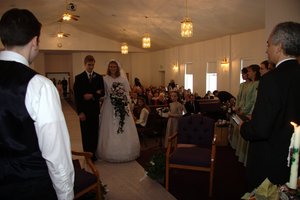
[206,62,217,92]
[206,73,217,92]
[185,74,193,93]
[184,63,193,93]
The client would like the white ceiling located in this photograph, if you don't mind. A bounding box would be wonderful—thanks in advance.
[0,0,265,52]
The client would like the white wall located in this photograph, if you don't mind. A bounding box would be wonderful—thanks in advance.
[265,0,300,41]
[148,29,265,97]
[35,28,265,98]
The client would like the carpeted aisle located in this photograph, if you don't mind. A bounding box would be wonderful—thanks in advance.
[61,99,176,200]
[95,160,175,200]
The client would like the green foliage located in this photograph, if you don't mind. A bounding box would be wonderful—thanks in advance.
[146,152,165,183]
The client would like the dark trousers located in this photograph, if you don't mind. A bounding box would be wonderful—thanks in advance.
[1,176,57,200]
[79,114,99,158]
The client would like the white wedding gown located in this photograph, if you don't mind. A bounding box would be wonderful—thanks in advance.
[97,75,140,162]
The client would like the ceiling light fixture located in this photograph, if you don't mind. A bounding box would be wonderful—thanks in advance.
[62,13,72,21]
[181,0,193,38]
[57,32,64,38]
[121,42,128,54]
[142,16,151,48]
[121,28,129,54]
[142,33,151,48]
[56,22,70,38]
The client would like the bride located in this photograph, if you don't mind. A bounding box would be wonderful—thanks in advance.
[97,60,140,162]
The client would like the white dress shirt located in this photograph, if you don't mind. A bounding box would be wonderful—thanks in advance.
[135,107,149,127]
[0,51,74,200]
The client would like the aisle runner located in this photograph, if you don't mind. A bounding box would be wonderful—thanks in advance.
[95,161,176,200]
[61,99,176,200]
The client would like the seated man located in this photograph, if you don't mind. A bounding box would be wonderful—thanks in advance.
[184,94,200,115]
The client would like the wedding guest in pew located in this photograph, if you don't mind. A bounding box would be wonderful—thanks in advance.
[151,90,160,105]
[130,91,138,110]
[194,92,202,101]
[184,93,201,115]
[213,90,235,104]
[157,92,168,106]
[204,90,214,99]
[134,97,150,128]
[240,21,300,192]
[167,79,177,91]
[144,89,153,105]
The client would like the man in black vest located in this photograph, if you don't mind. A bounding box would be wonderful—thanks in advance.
[73,55,104,161]
[0,8,74,199]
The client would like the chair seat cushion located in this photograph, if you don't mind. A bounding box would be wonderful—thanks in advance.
[169,147,211,167]
[73,160,98,194]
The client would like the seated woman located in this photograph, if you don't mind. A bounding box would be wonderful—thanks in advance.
[135,97,150,128]
[157,92,168,106]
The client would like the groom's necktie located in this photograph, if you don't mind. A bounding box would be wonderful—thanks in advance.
[88,73,92,83]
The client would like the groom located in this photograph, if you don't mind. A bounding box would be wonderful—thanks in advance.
[73,55,104,161]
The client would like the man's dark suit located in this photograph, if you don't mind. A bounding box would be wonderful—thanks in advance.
[184,100,201,115]
[73,72,104,159]
[241,59,300,191]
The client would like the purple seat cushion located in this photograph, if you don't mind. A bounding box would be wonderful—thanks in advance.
[73,159,98,194]
[169,147,211,167]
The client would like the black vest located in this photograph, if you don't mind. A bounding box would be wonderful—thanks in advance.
[0,60,50,183]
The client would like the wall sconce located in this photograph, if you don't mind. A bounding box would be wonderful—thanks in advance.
[221,57,229,72]
[173,64,179,72]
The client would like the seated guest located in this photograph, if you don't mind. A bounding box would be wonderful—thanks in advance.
[194,92,202,101]
[134,97,150,128]
[213,90,235,104]
[184,94,201,115]
[204,90,214,99]
[168,79,176,91]
[145,89,153,105]
[151,90,160,105]
[135,85,147,100]
[157,92,168,106]
[130,92,138,113]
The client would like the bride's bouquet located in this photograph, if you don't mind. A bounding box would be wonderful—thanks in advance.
[110,82,129,133]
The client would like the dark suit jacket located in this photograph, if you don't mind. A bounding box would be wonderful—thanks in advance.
[217,91,234,103]
[73,71,104,117]
[240,59,300,191]
[184,100,200,114]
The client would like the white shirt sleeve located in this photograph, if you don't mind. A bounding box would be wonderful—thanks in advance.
[135,108,149,127]
[25,74,74,200]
